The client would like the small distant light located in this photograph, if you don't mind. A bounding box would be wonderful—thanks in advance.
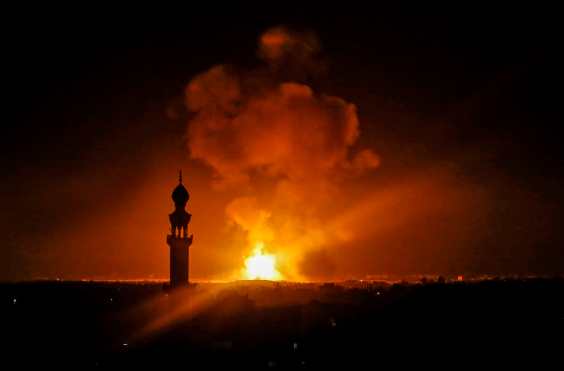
[293,342,298,351]
[12,298,17,304]
[376,291,381,296]
[330,318,337,327]
[122,343,128,347]
[109,297,113,302]
[457,275,464,281]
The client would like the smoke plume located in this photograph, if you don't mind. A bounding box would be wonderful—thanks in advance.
[185,27,379,279]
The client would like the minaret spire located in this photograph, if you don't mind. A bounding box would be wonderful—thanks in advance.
[167,171,193,289]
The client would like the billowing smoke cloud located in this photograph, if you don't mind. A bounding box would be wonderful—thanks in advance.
[259,27,319,62]
[258,26,323,80]
[185,27,379,279]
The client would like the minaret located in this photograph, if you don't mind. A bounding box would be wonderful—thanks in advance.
[166,170,193,288]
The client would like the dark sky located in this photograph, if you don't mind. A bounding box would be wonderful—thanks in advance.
[2,10,562,280]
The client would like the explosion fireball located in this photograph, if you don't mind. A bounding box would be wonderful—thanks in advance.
[244,242,282,280]
[186,27,379,280]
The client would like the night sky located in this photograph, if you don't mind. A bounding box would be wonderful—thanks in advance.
[2,10,562,280]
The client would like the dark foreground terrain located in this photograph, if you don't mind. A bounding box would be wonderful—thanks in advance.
[2,278,563,368]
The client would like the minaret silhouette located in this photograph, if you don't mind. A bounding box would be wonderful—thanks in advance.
[166,170,193,288]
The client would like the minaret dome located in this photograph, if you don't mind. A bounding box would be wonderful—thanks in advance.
[172,170,189,207]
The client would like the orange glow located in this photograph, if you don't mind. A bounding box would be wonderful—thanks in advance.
[24,27,497,283]
[243,242,282,280]
[260,29,290,48]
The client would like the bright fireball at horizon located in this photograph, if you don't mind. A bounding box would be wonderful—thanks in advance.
[244,242,282,280]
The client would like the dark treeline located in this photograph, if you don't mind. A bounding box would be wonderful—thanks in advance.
[2,278,563,368]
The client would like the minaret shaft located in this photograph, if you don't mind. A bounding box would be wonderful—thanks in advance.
[167,234,192,287]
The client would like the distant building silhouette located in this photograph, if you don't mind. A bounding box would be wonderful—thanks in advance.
[166,170,193,288]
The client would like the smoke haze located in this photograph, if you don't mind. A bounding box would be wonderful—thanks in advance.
[3,15,562,281]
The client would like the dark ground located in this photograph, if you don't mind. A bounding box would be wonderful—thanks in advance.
[2,278,563,368]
